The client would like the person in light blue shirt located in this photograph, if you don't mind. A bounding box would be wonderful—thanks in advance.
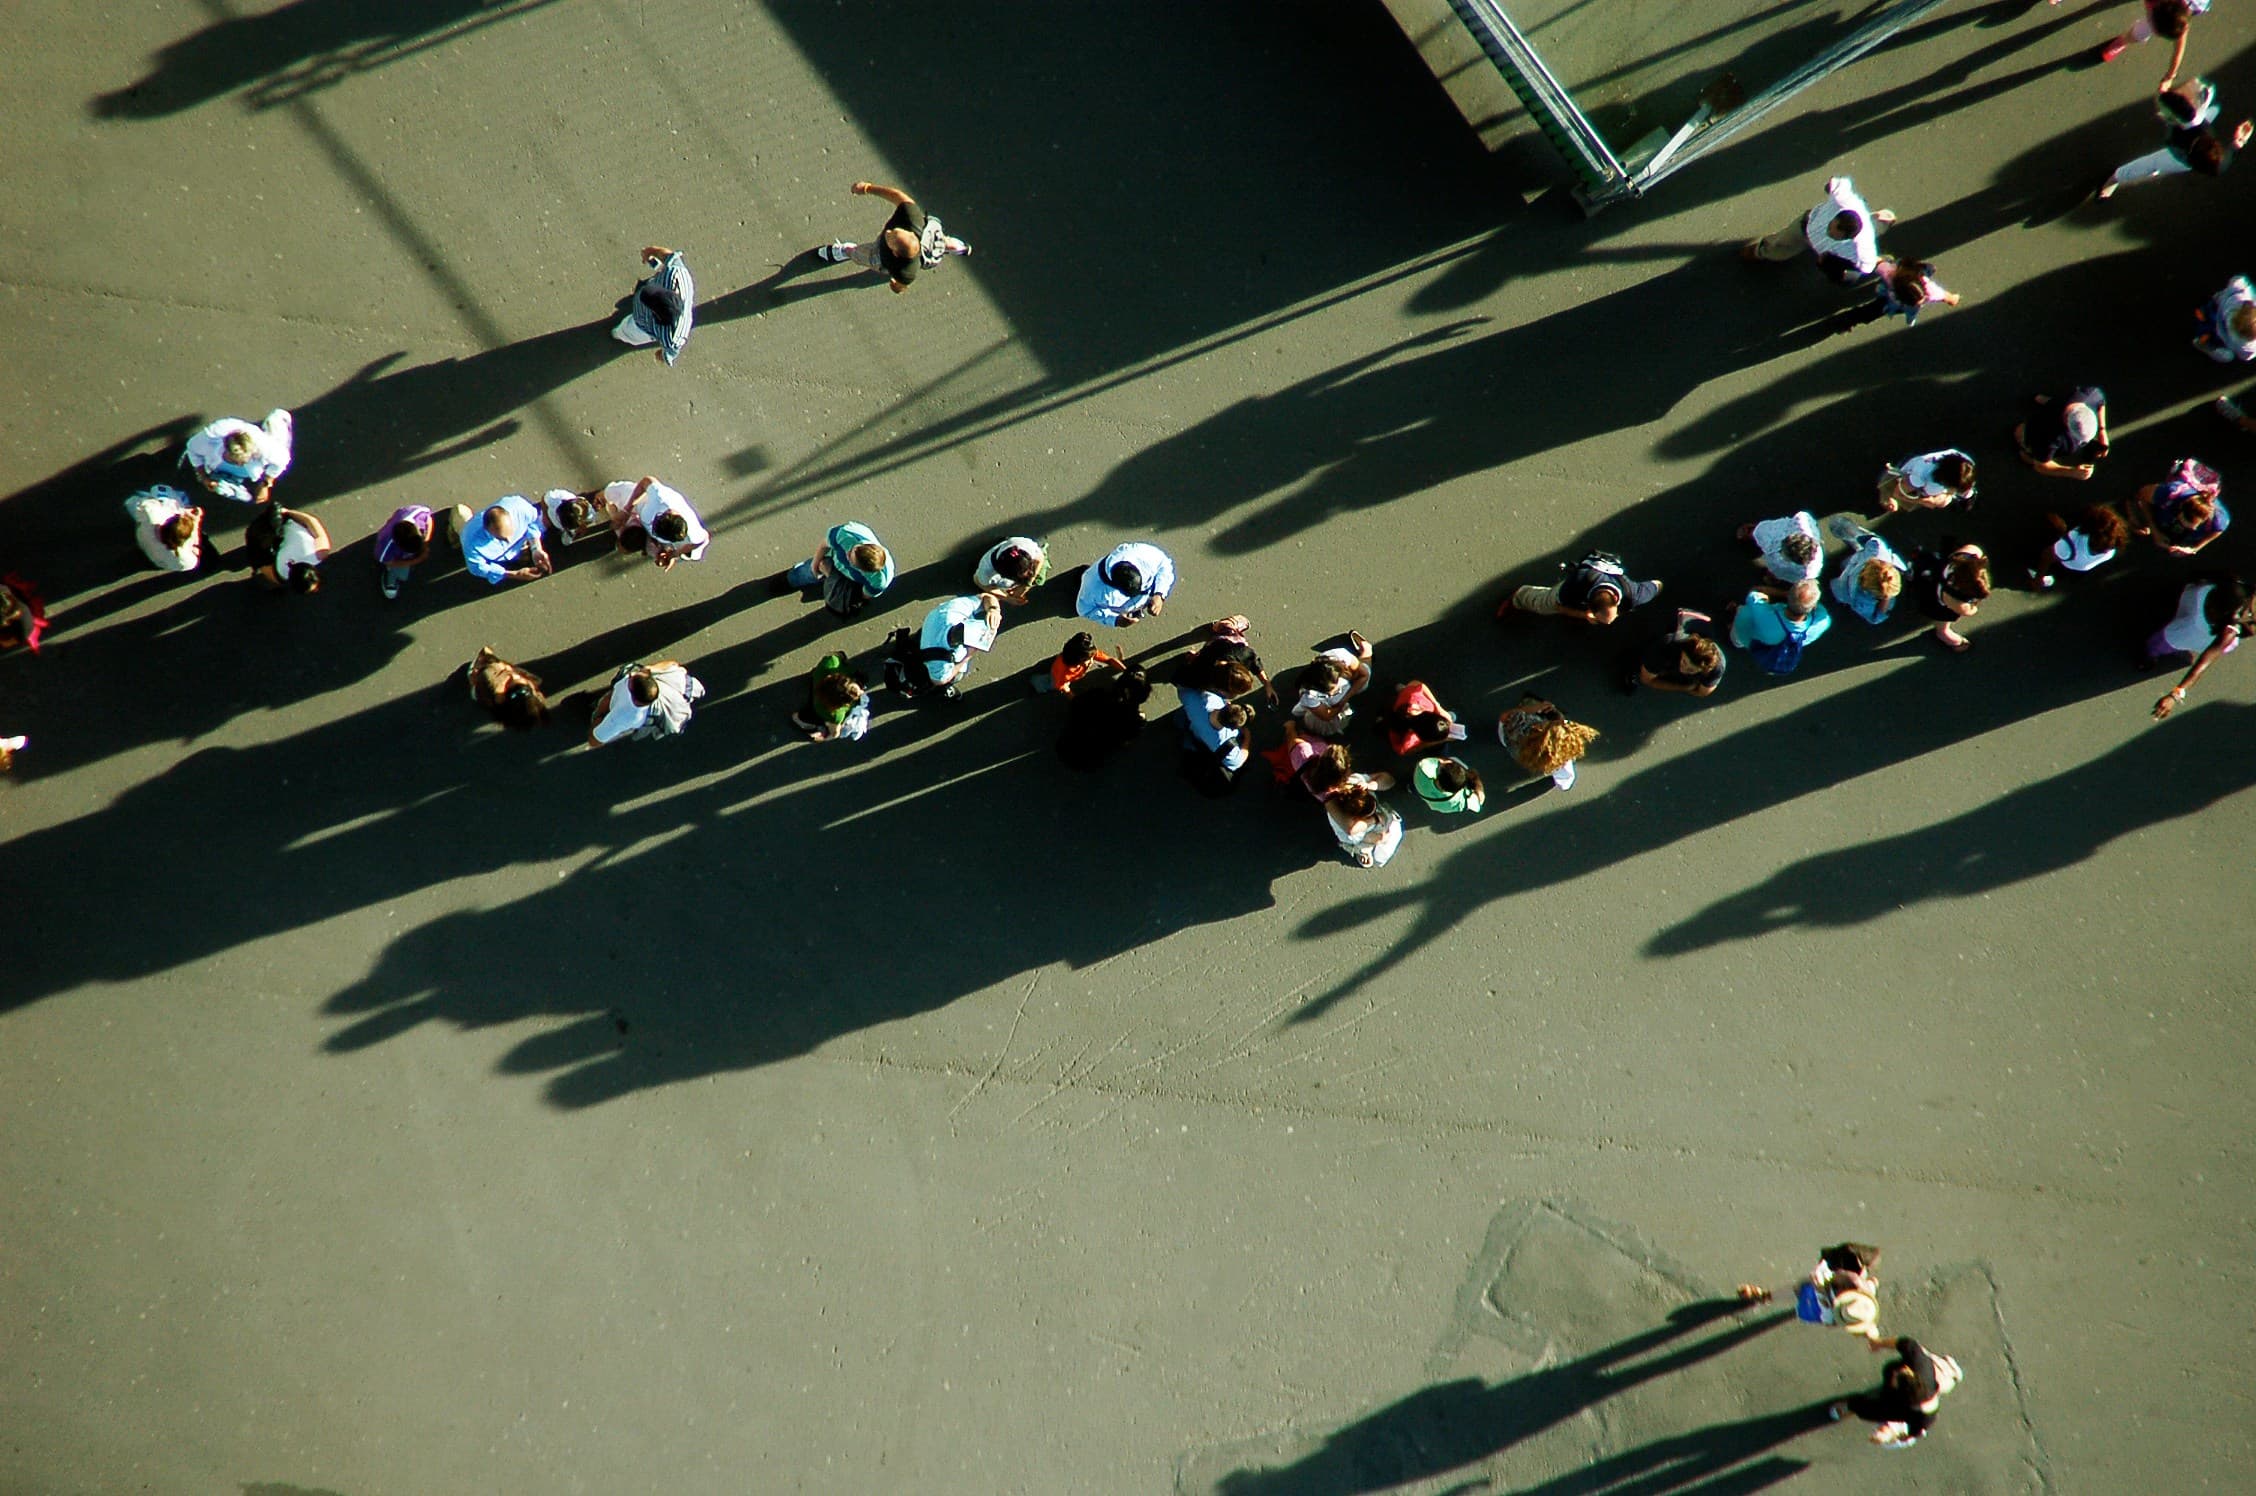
[1825,518,1906,626]
[452,495,551,586]
[1076,542,1176,628]
[1730,582,1831,675]
[1176,684,1250,773]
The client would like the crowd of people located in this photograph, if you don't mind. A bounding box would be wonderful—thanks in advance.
[2,8,2247,1464]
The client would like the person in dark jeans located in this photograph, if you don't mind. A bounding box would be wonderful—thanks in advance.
[1500,551,1662,626]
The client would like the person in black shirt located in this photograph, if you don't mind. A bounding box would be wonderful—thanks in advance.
[815,181,971,292]
[2014,385,2109,480]
[1832,1337,1962,1447]
[1625,609,1726,696]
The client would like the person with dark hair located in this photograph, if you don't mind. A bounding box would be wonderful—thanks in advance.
[1738,1241,1887,1345]
[1382,680,1468,757]
[467,647,549,731]
[125,485,204,573]
[1056,667,1151,772]
[2027,502,2129,589]
[1737,511,1823,591]
[1831,1338,1963,1448]
[248,505,331,593]
[1172,616,1278,705]
[816,181,970,293]
[449,495,551,586]
[1626,609,1727,695]
[1500,550,1662,626]
[1730,580,1831,676]
[1325,780,1405,868]
[1076,541,1177,628]
[607,475,708,568]
[1876,450,1977,513]
[2098,78,2251,198]
[587,659,705,746]
[2015,386,2110,479]
[973,536,1051,605]
[1291,631,1374,739]
[2130,459,2229,556]
[2094,0,2207,81]
[2151,577,2255,719]
[772,520,894,618]
[0,572,47,654]
[1832,255,1960,334]
[1741,175,1892,280]
[1909,542,1990,652]
[1411,756,1485,815]
[792,653,872,742]
[1032,630,1123,695]
[372,505,433,600]
[540,488,615,549]
[182,409,293,504]
[611,245,694,364]
[1177,674,1255,794]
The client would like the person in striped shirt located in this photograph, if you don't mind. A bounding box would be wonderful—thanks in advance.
[611,245,694,364]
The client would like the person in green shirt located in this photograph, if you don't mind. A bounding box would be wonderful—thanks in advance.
[792,653,871,742]
[1411,756,1485,814]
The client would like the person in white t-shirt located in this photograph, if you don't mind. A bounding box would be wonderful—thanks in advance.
[1741,176,1893,281]
[124,485,204,572]
[1876,450,1976,512]
[2027,503,2129,589]
[250,506,332,593]
[586,660,705,746]
[603,476,709,569]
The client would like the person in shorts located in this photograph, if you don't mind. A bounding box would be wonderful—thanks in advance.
[816,181,971,292]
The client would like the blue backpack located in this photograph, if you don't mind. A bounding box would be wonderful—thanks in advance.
[1747,630,1805,676]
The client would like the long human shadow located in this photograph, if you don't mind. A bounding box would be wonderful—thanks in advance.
[1404,0,2117,317]
[0,312,661,773]
[1501,1402,1831,1496]
[1649,700,2256,956]
[1290,561,2204,1017]
[1013,258,1844,558]
[90,0,564,120]
[761,1,1499,383]
[1208,1301,1793,1496]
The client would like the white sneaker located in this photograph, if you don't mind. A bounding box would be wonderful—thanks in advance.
[818,240,851,263]
[0,736,25,752]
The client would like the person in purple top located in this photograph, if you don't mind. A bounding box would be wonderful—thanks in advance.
[373,505,434,601]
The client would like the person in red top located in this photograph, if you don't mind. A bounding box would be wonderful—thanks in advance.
[1032,631,1123,695]
[1382,681,1469,757]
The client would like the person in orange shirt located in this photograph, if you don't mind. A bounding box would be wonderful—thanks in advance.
[1032,631,1123,695]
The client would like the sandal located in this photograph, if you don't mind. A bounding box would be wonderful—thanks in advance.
[1936,632,1972,653]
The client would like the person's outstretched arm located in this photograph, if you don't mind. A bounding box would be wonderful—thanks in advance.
[851,182,914,207]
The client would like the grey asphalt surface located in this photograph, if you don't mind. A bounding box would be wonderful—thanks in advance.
[3,2,2253,1492]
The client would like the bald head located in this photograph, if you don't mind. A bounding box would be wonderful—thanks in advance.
[1786,580,1821,618]
[483,504,518,541]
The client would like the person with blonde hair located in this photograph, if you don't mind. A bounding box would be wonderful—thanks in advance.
[1497,694,1598,791]
[1826,518,1907,626]
[182,409,293,504]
